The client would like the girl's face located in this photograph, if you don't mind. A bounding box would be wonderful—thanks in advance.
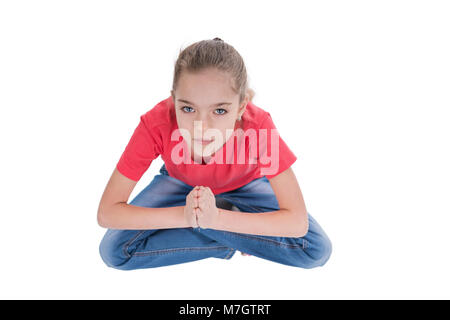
[173,68,248,162]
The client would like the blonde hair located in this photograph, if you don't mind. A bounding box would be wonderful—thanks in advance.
[171,37,255,105]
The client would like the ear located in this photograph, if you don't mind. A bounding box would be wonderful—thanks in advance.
[238,94,249,118]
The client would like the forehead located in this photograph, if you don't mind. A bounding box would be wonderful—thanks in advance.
[177,69,237,98]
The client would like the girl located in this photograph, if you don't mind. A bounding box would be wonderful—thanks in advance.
[97,38,332,270]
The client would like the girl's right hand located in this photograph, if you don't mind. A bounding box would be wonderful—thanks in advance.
[184,186,200,228]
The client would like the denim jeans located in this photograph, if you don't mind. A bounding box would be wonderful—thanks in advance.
[99,164,332,270]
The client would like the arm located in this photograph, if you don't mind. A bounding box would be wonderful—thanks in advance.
[97,168,190,229]
[214,167,309,238]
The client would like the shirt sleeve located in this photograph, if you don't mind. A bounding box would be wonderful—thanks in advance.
[116,114,162,181]
[257,112,297,179]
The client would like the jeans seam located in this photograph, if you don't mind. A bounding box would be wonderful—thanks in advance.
[217,230,303,249]
[133,246,231,257]
[224,248,235,259]
[303,239,308,250]
[122,230,148,259]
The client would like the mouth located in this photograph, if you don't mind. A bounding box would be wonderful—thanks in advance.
[193,139,214,145]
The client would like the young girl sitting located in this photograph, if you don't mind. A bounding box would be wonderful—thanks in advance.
[97,37,332,270]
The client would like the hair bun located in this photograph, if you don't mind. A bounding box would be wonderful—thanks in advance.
[213,37,223,42]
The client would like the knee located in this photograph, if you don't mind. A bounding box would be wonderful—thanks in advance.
[298,234,333,269]
[99,232,131,270]
[310,234,332,268]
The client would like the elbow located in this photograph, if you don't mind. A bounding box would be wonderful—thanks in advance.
[291,228,308,239]
[97,206,109,228]
[290,209,309,238]
[297,224,308,238]
[97,201,127,229]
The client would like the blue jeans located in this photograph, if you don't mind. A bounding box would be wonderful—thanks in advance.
[99,164,332,270]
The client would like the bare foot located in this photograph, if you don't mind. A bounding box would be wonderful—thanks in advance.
[240,251,251,256]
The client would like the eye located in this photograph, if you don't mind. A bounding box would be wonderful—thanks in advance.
[181,106,194,113]
[214,108,227,115]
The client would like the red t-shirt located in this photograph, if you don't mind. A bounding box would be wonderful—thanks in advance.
[116,96,297,195]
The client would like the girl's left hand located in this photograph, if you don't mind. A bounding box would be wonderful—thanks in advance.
[196,186,220,229]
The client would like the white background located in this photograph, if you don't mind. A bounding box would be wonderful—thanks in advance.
[1,0,449,299]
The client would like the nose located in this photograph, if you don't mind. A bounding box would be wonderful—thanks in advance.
[193,118,210,137]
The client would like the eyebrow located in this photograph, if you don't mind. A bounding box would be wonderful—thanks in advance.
[177,99,232,107]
